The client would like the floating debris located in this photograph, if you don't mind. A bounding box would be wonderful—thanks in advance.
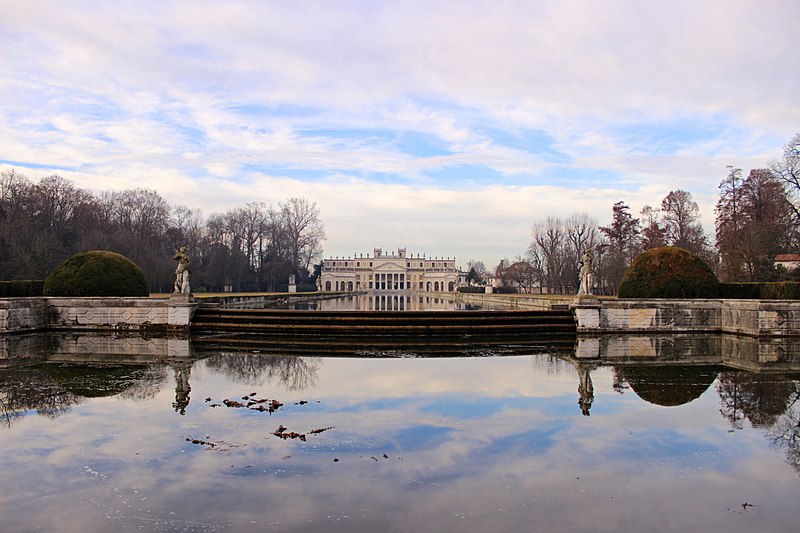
[186,437,216,449]
[272,425,335,442]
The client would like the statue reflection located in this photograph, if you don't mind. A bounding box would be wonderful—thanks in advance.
[577,365,595,416]
[171,362,192,415]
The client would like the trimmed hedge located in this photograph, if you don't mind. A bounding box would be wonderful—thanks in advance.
[44,251,149,297]
[719,282,800,299]
[618,246,719,298]
[0,280,45,297]
[457,286,486,293]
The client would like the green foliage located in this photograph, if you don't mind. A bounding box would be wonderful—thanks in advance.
[0,280,44,297]
[618,246,719,298]
[719,282,800,299]
[44,251,149,297]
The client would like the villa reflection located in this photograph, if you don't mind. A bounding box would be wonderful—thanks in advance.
[276,293,482,311]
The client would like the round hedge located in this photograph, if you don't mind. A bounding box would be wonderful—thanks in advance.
[44,251,149,297]
[618,246,719,298]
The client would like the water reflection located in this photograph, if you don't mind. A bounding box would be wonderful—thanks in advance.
[0,366,82,427]
[577,365,595,415]
[204,352,321,390]
[617,365,721,407]
[268,292,486,311]
[171,362,192,415]
[2,332,800,531]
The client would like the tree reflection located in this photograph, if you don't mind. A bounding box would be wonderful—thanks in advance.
[716,372,799,430]
[767,389,800,474]
[0,367,82,427]
[716,371,800,474]
[0,364,169,427]
[204,353,321,390]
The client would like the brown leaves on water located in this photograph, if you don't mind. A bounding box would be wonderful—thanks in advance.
[273,424,334,442]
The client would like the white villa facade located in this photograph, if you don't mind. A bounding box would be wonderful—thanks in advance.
[320,247,459,292]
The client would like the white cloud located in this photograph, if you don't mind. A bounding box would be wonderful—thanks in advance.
[1,0,798,267]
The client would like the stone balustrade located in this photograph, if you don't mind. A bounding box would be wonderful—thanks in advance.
[0,297,196,333]
[573,298,800,337]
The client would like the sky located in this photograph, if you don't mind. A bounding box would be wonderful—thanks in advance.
[1,0,798,268]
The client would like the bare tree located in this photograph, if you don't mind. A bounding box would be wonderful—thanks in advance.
[716,167,746,281]
[280,197,326,273]
[660,189,708,256]
[771,132,800,219]
[529,216,566,293]
[599,202,640,294]
[640,205,667,251]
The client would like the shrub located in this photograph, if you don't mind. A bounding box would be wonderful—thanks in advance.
[0,280,44,297]
[44,251,149,297]
[719,282,800,299]
[494,286,519,294]
[618,246,719,298]
[457,286,486,293]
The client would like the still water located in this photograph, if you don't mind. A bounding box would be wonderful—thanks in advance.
[1,333,799,532]
[250,293,492,311]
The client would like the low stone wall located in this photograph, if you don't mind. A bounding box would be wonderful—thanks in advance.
[0,297,196,334]
[454,292,573,310]
[200,292,349,308]
[574,298,800,337]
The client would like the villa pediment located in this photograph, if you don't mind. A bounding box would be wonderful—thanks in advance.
[373,261,405,271]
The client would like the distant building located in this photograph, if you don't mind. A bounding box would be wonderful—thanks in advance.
[320,247,458,292]
[775,254,800,271]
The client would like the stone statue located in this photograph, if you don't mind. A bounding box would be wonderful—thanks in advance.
[288,274,296,285]
[173,246,191,295]
[577,248,593,295]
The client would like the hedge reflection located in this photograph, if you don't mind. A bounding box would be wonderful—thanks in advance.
[204,353,321,390]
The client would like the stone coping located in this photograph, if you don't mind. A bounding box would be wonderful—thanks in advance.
[573,298,800,337]
[0,296,196,333]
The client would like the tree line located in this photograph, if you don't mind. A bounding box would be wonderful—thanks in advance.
[491,132,800,294]
[0,170,325,292]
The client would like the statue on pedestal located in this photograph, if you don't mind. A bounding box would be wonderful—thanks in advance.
[577,249,594,295]
[173,246,191,295]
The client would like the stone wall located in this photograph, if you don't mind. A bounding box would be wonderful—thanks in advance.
[574,299,800,337]
[454,292,572,310]
[0,297,196,334]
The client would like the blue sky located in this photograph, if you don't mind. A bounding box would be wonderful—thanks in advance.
[1,0,798,267]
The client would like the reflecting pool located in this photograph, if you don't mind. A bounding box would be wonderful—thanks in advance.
[1,333,799,532]
[250,292,498,311]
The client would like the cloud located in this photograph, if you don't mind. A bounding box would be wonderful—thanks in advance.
[1,0,798,266]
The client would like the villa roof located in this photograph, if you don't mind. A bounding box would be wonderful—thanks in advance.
[775,254,800,261]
